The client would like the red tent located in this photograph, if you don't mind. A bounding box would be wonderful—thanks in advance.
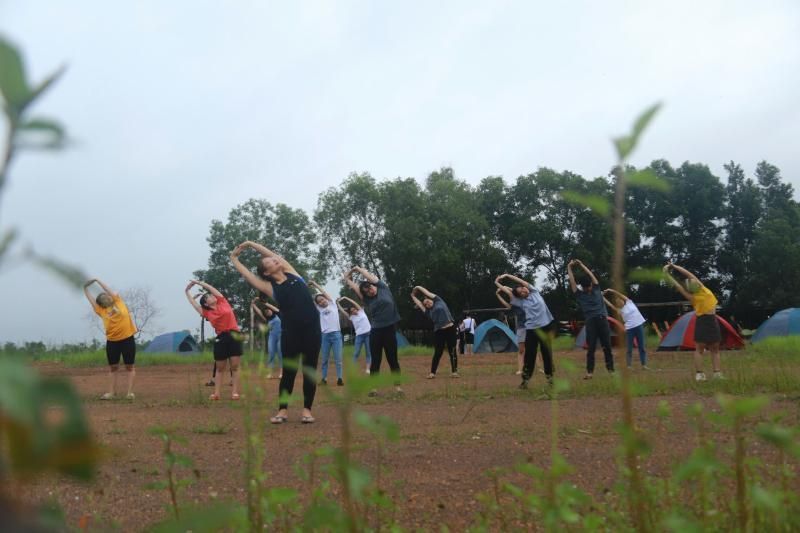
[657,312,744,351]
[574,316,626,349]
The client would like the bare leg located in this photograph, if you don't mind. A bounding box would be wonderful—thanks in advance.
[125,365,135,396]
[214,360,227,398]
[108,364,119,396]
[517,342,525,374]
[693,344,705,373]
[710,343,721,373]
[229,356,241,397]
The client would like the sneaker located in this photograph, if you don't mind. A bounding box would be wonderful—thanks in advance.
[336,378,344,386]
[515,370,522,375]
[368,389,379,397]
[583,374,593,380]
[712,371,725,380]
[546,375,554,386]
[451,372,460,378]
[426,373,436,379]
[126,393,135,400]
[695,372,707,382]
[266,373,274,379]
[394,386,404,397]
[205,380,215,387]
[518,380,529,390]
[319,378,328,386]
[100,392,114,400]
[642,365,650,371]
[365,368,371,375]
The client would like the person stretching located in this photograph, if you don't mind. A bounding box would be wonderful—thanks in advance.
[461,314,476,355]
[663,262,722,381]
[337,296,372,374]
[309,280,344,386]
[496,288,525,375]
[252,298,282,379]
[411,286,459,378]
[568,260,615,379]
[84,278,138,400]
[185,280,242,401]
[603,289,648,370]
[231,241,320,424]
[495,274,555,388]
[343,266,402,396]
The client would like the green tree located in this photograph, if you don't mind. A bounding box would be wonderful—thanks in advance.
[195,199,318,322]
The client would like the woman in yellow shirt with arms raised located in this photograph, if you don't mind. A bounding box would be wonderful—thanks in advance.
[662,263,722,381]
[84,278,138,399]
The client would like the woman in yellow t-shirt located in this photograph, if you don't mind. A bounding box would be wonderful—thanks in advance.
[84,278,138,399]
[662,263,722,381]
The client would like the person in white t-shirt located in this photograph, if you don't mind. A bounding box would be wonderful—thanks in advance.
[309,280,344,386]
[460,315,476,355]
[337,296,372,374]
[603,289,648,370]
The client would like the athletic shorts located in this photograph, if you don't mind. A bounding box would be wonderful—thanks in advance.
[106,335,136,366]
[214,331,244,361]
[464,332,475,344]
[694,314,721,344]
[516,328,526,343]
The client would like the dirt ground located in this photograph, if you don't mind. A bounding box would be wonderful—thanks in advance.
[20,350,799,531]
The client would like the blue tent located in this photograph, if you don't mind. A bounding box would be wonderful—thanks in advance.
[396,331,410,348]
[144,331,201,353]
[473,319,518,354]
[752,308,800,343]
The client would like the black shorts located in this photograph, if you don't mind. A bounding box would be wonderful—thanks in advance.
[464,332,475,344]
[106,336,136,366]
[214,331,243,361]
[694,314,721,344]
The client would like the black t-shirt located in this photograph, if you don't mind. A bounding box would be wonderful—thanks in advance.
[270,273,320,331]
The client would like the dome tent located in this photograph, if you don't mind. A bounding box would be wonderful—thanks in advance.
[144,331,201,354]
[473,319,518,354]
[752,308,800,343]
[657,312,744,351]
[574,316,626,349]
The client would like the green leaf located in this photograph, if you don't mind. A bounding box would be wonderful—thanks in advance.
[627,267,665,284]
[264,487,298,506]
[613,102,662,161]
[627,169,670,192]
[559,191,610,217]
[25,65,65,107]
[17,117,66,149]
[751,485,780,512]
[26,250,87,289]
[0,36,30,118]
[0,228,17,260]
[716,394,769,418]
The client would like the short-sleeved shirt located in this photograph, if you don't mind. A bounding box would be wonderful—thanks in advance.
[692,286,718,316]
[94,294,137,341]
[574,285,608,319]
[424,296,454,331]
[461,317,476,334]
[202,295,239,334]
[350,309,371,336]
[620,299,646,330]
[510,284,554,330]
[271,273,320,331]
[317,301,341,333]
[363,280,401,329]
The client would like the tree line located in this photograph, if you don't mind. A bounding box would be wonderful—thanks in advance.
[195,160,799,330]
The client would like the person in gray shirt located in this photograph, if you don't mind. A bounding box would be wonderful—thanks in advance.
[495,273,555,389]
[411,285,459,378]
[344,266,403,396]
[568,259,615,379]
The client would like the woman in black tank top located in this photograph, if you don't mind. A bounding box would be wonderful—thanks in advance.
[231,241,321,424]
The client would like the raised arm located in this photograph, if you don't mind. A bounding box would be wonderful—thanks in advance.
[567,261,578,293]
[338,295,362,311]
[668,263,700,283]
[231,244,273,298]
[190,279,223,299]
[241,241,300,277]
[603,288,628,301]
[496,273,529,289]
[495,288,512,309]
[93,278,117,298]
[576,260,599,286]
[263,302,280,314]
[308,280,333,302]
[410,290,426,312]
[663,264,693,301]
[251,300,267,322]
[414,285,436,299]
[353,266,379,284]
[185,281,204,316]
[342,270,364,301]
[602,296,621,313]
[83,279,98,306]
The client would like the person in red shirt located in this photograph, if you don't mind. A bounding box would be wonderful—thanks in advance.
[185,280,243,400]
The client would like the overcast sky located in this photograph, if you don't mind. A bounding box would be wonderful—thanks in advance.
[1,1,798,344]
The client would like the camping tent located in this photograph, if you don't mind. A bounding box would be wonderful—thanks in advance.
[144,331,201,353]
[396,331,410,348]
[474,319,518,353]
[657,312,744,351]
[574,316,625,349]
[752,308,800,343]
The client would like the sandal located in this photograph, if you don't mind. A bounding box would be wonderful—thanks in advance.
[301,415,315,424]
[208,393,220,401]
[231,393,241,401]
[270,414,288,424]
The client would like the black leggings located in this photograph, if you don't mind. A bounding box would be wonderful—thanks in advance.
[431,325,457,374]
[522,325,554,380]
[369,324,400,375]
[279,326,321,410]
[585,315,614,373]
